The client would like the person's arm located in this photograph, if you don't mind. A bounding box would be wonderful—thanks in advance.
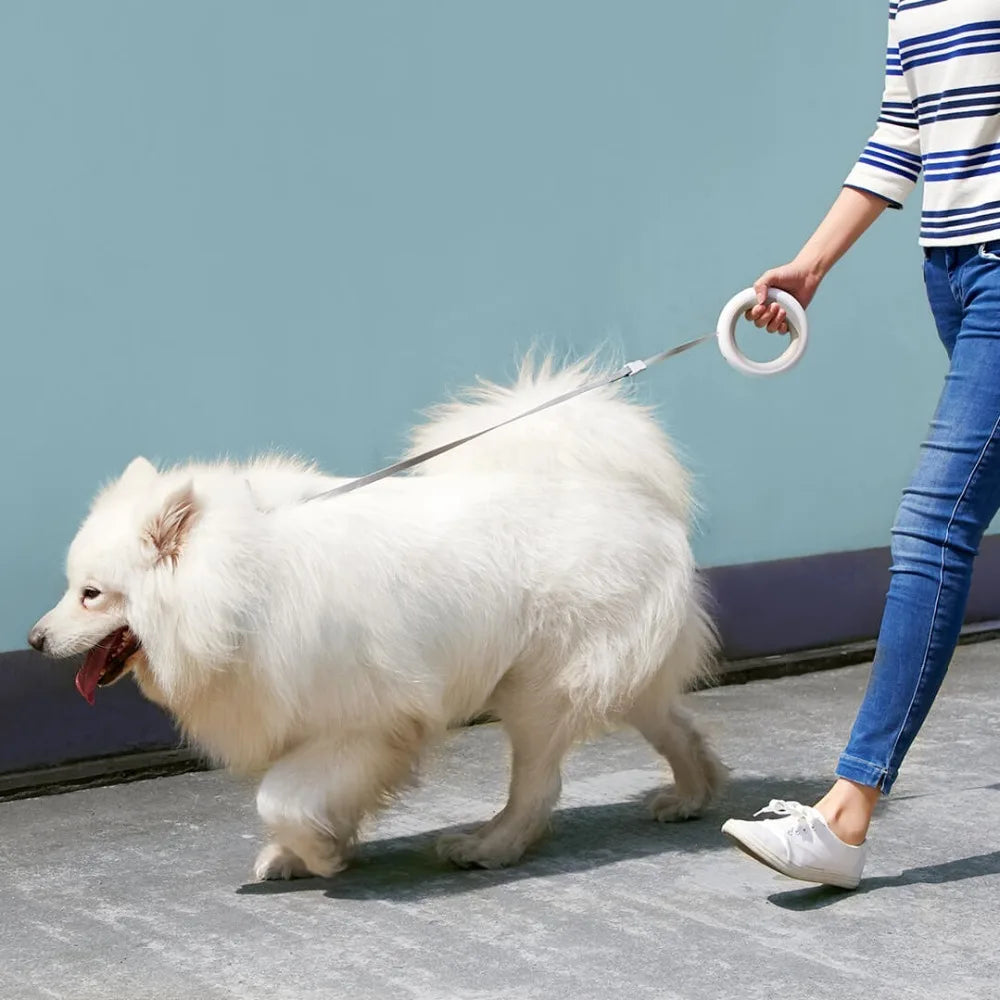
[746,188,889,332]
[748,3,920,332]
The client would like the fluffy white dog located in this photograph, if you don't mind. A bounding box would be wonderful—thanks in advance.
[29,356,723,880]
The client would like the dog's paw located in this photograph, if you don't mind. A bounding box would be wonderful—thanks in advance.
[435,832,525,870]
[647,787,706,823]
[253,843,313,881]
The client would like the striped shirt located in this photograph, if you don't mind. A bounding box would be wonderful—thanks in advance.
[843,0,1000,246]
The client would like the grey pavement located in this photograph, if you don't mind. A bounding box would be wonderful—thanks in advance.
[2,644,999,1000]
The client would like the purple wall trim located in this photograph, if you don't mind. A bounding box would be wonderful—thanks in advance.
[0,653,179,774]
[702,535,1000,660]
[3,536,1000,776]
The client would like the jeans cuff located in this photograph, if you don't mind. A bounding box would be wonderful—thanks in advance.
[835,753,894,794]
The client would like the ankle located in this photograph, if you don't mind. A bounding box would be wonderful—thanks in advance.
[814,780,879,846]
[817,803,869,846]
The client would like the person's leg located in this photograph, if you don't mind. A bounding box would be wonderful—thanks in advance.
[724,244,1000,885]
[821,243,1000,842]
[810,246,964,844]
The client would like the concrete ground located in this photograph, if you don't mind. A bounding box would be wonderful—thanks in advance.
[2,645,999,1000]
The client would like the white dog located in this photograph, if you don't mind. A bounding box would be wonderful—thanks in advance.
[29,355,723,880]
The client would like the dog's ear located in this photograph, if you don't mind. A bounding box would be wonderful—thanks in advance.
[119,456,158,490]
[143,482,199,568]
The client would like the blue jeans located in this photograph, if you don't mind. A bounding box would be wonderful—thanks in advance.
[837,241,1000,794]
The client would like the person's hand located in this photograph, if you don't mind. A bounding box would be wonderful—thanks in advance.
[743,259,824,334]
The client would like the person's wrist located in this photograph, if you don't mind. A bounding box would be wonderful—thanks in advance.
[793,249,830,285]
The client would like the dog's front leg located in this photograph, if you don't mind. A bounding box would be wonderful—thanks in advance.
[252,730,420,880]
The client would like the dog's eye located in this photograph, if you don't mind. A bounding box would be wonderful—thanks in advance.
[82,587,102,602]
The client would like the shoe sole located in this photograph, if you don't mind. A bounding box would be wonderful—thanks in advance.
[721,821,860,891]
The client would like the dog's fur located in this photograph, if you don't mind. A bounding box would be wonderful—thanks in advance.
[30,355,724,879]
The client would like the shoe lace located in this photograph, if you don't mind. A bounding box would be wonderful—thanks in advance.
[753,799,815,833]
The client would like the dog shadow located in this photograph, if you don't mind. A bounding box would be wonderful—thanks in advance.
[236,774,832,902]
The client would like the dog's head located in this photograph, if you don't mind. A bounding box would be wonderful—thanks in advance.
[28,456,202,704]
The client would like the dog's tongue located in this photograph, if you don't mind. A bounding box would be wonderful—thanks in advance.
[75,643,113,706]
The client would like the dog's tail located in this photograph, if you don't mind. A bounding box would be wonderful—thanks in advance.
[404,351,693,522]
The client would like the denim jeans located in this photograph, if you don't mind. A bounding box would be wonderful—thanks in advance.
[837,241,1000,794]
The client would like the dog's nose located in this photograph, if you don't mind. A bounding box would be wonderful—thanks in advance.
[27,626,47,652]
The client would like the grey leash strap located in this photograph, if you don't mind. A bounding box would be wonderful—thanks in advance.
[304,333,716,503]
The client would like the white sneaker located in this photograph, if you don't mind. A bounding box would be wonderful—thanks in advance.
[722,799,868,890]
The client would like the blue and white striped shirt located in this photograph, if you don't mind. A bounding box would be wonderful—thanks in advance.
[844,0,1000,246]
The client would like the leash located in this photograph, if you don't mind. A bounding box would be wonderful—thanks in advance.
[304,287,808,503]
[305,333,715,502]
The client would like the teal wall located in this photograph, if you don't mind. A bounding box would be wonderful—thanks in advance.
[0,1,944,651]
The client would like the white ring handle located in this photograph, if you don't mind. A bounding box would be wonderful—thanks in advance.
[716,287,809,376]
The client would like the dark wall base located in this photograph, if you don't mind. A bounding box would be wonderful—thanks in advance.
[0,652,180,775]
[5,537,1000,782]
[703,535,1000,660]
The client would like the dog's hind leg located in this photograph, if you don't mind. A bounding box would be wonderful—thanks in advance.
[626,694,726,822]
[253,722,425,880]
[437,693,576,869]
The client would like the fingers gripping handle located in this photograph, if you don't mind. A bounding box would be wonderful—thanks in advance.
[716,287,809,376]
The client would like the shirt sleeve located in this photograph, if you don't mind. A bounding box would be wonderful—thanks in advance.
[843,4,922,209]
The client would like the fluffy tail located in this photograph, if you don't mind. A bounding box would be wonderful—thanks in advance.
[404,352,693,523]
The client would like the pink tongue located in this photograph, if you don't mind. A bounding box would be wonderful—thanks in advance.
[75,643,113,706]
